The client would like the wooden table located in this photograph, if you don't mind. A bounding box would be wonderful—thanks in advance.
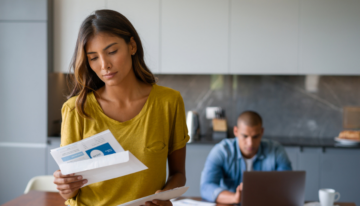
[2,191,357,206]
[2,191,66,206]
[181,197,356,206]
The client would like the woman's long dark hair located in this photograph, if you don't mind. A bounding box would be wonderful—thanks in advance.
[67,9,156,118]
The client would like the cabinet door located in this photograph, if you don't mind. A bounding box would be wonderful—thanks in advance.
[161,0,229,74]
[300,0,360,74]
[320,149,360,206]
[47,138,61,175]
[0,22,47,143]
[53,0,105,73]
[107,0,160,73]
[185,144,214,196]
[284,146,299,170]
[0,147,46,205]
[298,148,322,201]
[230,0,299,74]
[0,0,47,21]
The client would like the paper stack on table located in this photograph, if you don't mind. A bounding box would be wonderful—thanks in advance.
[303,202,321,206]
[50,130,148,186]
[171,199,215,206]
[119,186,189,206]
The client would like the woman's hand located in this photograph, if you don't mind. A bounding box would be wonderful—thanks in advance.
[144,190,172,206]
[145,199,172,206]
[53,170,88,200]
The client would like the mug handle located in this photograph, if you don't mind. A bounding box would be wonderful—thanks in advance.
[334,192,341,202]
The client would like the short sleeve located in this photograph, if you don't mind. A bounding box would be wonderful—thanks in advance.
[168,93,190,154]
[60,104,83,147]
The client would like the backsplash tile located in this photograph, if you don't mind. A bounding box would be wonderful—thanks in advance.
[48,74,360,138]
[156,75,360,138]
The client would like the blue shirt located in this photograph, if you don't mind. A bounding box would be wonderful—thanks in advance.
[200,138,292,202]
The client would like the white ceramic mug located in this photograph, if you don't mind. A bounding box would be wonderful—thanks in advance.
[319,188,340,206]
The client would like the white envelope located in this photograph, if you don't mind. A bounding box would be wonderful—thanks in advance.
[60,150,148,186]
[119,186,189,206]
[51,130,148,186]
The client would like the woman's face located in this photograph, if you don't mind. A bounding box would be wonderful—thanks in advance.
[85,32,137,86]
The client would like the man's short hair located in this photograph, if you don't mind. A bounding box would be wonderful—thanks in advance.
[237,111,263,127]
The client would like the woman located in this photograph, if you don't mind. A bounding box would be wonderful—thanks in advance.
[53,9,189,206]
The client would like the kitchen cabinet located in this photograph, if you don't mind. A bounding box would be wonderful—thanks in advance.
[298,148,322,201]
[53,0,360,75]
[185,144,360,204]
[184,144,214,196]
[107,0,160,73]
[160,0,229,74]
[285,147,360,205]
[0,1,49,204]
[53,0,106,73]
[284,146,299,170]
[46,138,61,175]
[320,148,360,206]
[0,21,48,205]
[0,0,47,21]
[54,0,160,74]
[0,22,47,143]
[299,0,360,75]
[230,0,299,74]
[0,147,46,205]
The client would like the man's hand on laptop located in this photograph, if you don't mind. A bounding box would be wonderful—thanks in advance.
[233,183,243,203]
[216,183,243,204]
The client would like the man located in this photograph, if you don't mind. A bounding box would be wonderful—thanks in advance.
[200,111,292,203]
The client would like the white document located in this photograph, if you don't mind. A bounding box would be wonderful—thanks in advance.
[172,199,215,206]
[50,130,148,186]
[119,186,189,206]
[303,202,321,206]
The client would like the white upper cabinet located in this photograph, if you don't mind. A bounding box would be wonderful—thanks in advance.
[53,0,360,75]
[107,0,160,73]
[0,0,47,21]
[230,0,299,74]
[161,0,229,74]
[0,22,47,143]
[299,0,360,75]
[54,0,106,73]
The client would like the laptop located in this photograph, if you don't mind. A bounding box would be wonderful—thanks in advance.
[241,171,306,206]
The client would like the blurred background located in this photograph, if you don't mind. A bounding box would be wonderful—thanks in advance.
[1,0,360,205]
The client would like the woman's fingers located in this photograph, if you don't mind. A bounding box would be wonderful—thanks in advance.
[145,201,157,206]
[53,170,74,178]
[149,191,172,206]
[59,186,81,195]
[53,170,79,179]
[53,170,85,186]
[53,170,62,178]
[56,179,87,191]
[151,199,172,206]
[54,175,83,184]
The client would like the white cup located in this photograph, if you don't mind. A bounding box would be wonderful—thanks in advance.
[319,188,340,206]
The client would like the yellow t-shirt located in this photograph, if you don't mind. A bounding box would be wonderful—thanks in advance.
[60,84,190,206]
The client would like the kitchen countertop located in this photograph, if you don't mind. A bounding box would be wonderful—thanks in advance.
[187,135,360,149]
